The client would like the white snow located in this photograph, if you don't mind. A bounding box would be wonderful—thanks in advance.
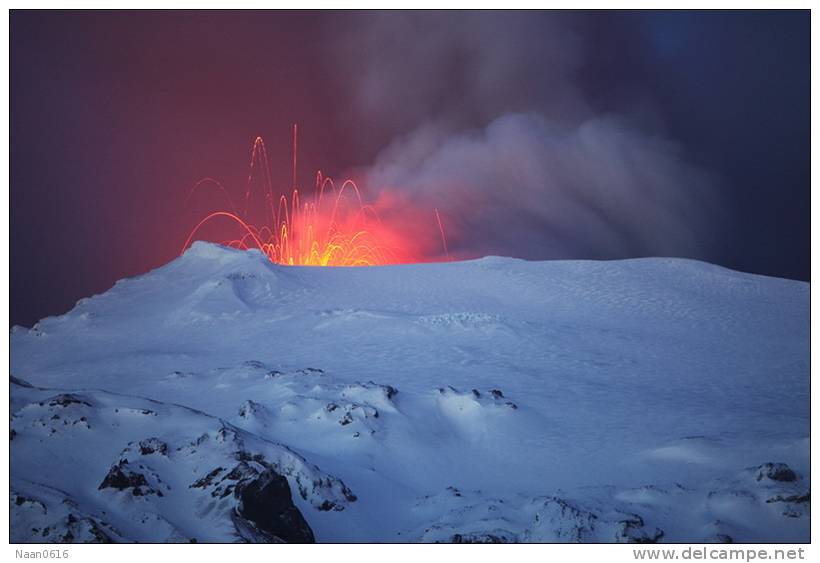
[10,242,810,542]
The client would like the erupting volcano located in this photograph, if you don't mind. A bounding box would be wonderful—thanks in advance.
[182,126,448,267]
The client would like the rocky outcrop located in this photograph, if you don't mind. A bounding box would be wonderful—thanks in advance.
[98,460,165,497]
[755,462,799,483]
[233,468,315,543]
[10,380,356,543]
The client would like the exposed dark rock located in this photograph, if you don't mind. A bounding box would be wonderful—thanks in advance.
[438,385,516,409]
[235,450,265,463]
[41,394,92,408]
[618,515,664,543]
[233,468,315,543]
[191,454,351,523]
[755,463,798,483]
[317,500,337,511]
[531,497,598,542]
[61,514,112,543]
[238,400,264,419]
[138,438,168,456]
[190,467,224,489]
[216,425,243,446]
[450,532,512,543]
[301,477,357,507]
[382,384,398,400]
[12,493,47,513]
[323,401,379,427]
[347,381,397,401]
[12,381,357,542]
[98,461,162,497]
[782,507,802,518]
[224,461,258,481]
[767,491,810,504]
[766,489,810,518]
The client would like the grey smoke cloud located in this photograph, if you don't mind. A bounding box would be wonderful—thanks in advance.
[330,12,722,261]
[334,12,589,136]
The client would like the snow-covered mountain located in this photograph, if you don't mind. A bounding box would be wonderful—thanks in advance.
[10,242,810,543]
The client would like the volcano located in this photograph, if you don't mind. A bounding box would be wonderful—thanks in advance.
[10,243,809,543]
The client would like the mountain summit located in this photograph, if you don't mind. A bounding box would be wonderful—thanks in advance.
[11,243,810,542]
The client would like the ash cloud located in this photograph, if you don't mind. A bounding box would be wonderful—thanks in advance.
[330,12,722,261]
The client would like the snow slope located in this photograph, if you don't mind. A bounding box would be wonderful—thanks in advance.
[10,242,810,542]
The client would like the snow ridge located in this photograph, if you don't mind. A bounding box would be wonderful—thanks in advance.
[11,243,809,542]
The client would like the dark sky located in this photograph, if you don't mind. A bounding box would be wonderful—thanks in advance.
[10,10,810,327]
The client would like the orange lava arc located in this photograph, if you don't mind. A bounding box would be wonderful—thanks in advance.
[182,127,449,267]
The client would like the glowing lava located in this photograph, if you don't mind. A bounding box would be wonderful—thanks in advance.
[182,126,448,266]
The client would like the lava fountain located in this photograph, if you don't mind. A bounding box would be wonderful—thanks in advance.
[182,126,449,266]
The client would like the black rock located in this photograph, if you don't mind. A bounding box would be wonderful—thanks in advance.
[450,532,510,543]
[755,463,798,483]
[138,438,169,456]
[190,467,224,489]
[234,468,315,543]
[61,514,112,543]
[42,394,92,408]
[767,491,810,504]
[98,461,162,497]
[383,385,398,400]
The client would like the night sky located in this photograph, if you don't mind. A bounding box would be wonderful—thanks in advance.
[10,10,810,328]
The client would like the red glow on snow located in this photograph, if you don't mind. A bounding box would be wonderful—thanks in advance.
[182,126,449,266]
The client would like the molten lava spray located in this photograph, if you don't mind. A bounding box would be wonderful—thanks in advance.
[182,126,449,266]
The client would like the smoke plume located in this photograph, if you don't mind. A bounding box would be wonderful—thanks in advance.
[330,12,721,261]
